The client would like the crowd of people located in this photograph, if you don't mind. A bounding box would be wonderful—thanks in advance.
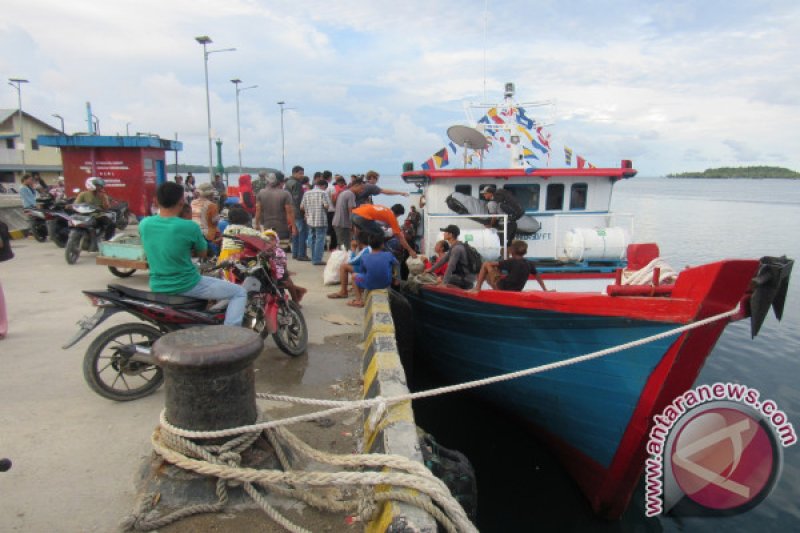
[144,166,552,318]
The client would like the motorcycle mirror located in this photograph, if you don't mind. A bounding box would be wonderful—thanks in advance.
[72,188,80,193]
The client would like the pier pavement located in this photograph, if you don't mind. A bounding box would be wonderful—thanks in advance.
[0,235,371,531]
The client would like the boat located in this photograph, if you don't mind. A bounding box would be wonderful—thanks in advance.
[396,84,794,518]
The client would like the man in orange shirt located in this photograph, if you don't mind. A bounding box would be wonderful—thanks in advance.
[351,203,417,259]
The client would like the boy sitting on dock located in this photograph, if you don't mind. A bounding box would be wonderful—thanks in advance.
[348,234,398,308]
[468,240,549,293]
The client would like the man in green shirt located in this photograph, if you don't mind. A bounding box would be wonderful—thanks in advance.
[139,182,246,326]
[75,177,111,209]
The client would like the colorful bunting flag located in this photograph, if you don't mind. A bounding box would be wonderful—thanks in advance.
[522,147,539,161]
[516,107,535,130]
[487,107,505,125]
[564,146,573,166]
[448,141,458,154]
[577,156,586,169]
[434,147,449,168]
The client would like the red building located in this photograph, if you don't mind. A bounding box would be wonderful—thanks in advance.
[38,134,181,217]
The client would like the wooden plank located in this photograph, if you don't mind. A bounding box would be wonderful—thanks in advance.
[95,256,148,270]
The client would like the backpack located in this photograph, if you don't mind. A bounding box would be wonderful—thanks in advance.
[458,242,482,275]
[492,188,525,221]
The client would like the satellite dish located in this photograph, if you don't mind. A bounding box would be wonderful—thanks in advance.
[447,125,489,151]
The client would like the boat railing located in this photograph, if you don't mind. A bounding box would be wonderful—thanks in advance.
[422,212,509,259]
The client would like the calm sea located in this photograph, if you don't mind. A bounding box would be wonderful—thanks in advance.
[408,177,800,531]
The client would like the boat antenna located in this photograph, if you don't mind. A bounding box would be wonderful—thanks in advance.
[483,0,489,101]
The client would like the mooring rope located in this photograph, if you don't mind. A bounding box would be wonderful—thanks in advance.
[161,304,741,441]
[135,304,739,532]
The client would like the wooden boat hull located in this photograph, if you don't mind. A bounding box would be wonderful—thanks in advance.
[403,259,763,517]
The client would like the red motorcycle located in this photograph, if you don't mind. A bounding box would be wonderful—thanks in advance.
[63,234,307,401]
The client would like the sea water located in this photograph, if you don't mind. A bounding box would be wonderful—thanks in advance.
[411,177,800,531]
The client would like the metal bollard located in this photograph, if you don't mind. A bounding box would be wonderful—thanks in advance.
[153,325,264,433]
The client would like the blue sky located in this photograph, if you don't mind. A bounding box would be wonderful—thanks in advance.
[2,0,799,176]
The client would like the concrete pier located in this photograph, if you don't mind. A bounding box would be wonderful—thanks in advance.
[0,233,376,531]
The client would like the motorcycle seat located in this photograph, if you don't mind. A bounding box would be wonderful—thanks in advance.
[108,284,208,308]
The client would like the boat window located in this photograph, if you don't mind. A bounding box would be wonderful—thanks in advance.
[503,184,539,211]
[454,184,472,196]
[546,183,564,210]
[570,183,588,210]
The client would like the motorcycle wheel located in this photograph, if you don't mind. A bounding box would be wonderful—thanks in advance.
[32,223,48,242]
[83,323,164,401]
[244,297,268,338]
[272,300,308,357]
[108,266,137,278]
[65,231,82,264]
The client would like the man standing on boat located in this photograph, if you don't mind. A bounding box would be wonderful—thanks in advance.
[481,185,519,249]
[425,224,475,290]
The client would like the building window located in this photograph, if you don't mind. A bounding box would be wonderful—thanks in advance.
[503,184,540,211]
[5,139,14,149]
[144,158,154,170]
[454,184,472,196]
[570,183,588,210]
[31,139,39,151]
[546,183,565,210]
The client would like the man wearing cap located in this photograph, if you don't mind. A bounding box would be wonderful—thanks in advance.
[255,172,296,250]
[425,224,475,289]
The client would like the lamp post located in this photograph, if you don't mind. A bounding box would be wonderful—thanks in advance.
[52,113,65,134]
[195,35,236,181]
[8,78,29,175]
[91,114,100,134]
[126,122,131,136]
[277,101,295,174]
[231,78,258,174]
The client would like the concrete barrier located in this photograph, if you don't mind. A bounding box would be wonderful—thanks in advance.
[361,289,437,533]
[0,197,29,239]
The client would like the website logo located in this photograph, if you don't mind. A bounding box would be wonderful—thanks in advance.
[645,383,795,517]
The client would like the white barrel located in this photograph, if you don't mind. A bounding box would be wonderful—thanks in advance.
[561,227,629,261]
[437,228,502,261]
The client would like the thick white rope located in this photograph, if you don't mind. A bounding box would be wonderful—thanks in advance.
[622,257,678,285]
[161,304,741,440]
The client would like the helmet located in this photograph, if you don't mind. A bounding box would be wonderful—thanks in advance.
[57,176,65,183]
[85,177,105,191]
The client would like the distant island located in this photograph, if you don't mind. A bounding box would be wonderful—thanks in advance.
[667,166,800,179]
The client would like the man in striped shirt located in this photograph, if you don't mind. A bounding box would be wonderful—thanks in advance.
[300,178,331,265]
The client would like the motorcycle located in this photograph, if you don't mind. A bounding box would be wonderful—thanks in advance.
[109,199,130,230]
[63,234,308,401]
[45,195,76,248]
[64,204,117,264]
[23,197,51,242]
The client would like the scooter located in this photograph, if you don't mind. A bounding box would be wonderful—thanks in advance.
[63,234,308,401]
[45,195,76,248]
[23,197,51,242]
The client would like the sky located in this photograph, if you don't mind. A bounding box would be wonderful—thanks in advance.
[2,0,799,177]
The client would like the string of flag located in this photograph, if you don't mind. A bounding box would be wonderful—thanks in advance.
[421,106,596,170]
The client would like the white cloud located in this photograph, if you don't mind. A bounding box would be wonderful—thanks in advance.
[1,0,798,176]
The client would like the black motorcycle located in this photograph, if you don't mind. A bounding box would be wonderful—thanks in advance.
[109,199,130,230]
[23,197,51,242]
[64,204,117,264]
[44,195,76,248]
[63,237,308,401]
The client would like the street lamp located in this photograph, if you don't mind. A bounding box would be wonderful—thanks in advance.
[126,122,131,136]
[195,35,236,181]
[277,101,295,174]
[8,78,29,175]
[52,113,65,134]
[231,78,258,174]
[91,114,100,134]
